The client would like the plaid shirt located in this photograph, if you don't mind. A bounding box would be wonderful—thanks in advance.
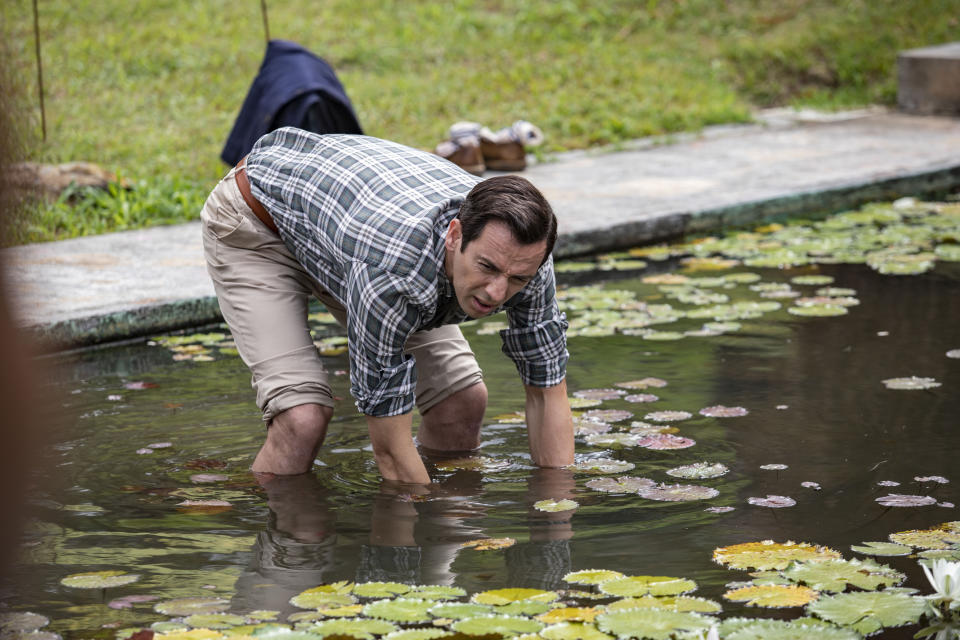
[245,128,568,417]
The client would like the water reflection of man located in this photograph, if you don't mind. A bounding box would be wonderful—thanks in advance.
[232,467,576,615]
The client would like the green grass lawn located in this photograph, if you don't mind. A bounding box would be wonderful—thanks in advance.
[1,0,955,245]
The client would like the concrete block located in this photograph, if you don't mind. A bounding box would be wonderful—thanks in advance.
[898,42,960,116]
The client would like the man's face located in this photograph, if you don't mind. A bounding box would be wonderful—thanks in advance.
[444,219,546,319]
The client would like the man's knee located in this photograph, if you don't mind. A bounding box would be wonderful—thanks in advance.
[270,403,333,448]
[418,382,487,452]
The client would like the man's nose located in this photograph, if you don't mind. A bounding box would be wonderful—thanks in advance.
[485,276,508,302]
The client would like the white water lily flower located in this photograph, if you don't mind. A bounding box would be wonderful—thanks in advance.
[922,559,960,609]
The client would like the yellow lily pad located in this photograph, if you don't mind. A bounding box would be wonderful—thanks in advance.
[713,540,841,571]
[723,584,819,608]
[471,588,559,606]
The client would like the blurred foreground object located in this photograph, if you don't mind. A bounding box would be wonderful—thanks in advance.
[898,42,960,116]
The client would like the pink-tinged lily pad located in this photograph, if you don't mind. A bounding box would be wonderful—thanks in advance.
[639,483,719,502]
[706,506,735,513]
[760,289,800,299]
[629,421,676,435]
[875,494,937,507]
[882,376,942,390]
[616,378,668,390]
[147,442,172,449]
[571,458,636,474]
[636,434,696,450]
[699,405,748,418]
[877,480,900,487]
[585,476,656,494]
[801,482,822,490]
[108,595,159,610]
[124,381,159,390]
[915,476,949,484]
[190,474,229,483]
[574,388,627,401]
[624,393,659,403]
[573,419,612,436]
[947,349,960,359]
[136,448,154,455]
[776,405,789,410]
[644,410,693,423]
[107,394,123,401]
[760,464,788,471]
[939,502,955,508]
[667,462,729,479]
[582,409,634,423]
[748,495,796,508]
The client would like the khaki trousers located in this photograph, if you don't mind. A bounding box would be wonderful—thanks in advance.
[200,167,483,422]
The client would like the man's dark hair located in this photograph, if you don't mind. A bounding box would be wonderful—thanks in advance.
[457,175,557,264]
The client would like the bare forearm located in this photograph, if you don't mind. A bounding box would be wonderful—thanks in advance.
[367,413,431,484]
[525,380,575,467]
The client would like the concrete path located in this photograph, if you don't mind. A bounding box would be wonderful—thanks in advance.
[5,108,960,351]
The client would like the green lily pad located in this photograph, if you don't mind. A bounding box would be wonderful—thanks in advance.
[605,596,722,614]
[595,608,711,639]
[568,397,604,409]
[540,622,613,640]
[0,612,49,633]
[599,576,697,597]
[787,304,847,317]
[154,597,230,617]
[534,499,579,512]
[881,376,942,390]
[352,582,412,599]
[806,591,927,636]
[383,629,453,640]
[407,585,466,600]
[935,244,960,261]
[362,598,433,623]
[850,541,913,557]
[713,541,841,571]
[451,615,544,637]
[183,614,247,629]
[790,275,834,286]
[496,600,558,616]
[289,585,357,610]
[722,619,860,640]
[570,458,636,474]
[889,522,960,549]
[782,558,904,592]
[585,476,656,494]
[60,570,140,589]
[722,584,818,608]
[564,569,626,585]
[307,618,398,639]
[428,602,494,620]
[472,588,559,606]
[639,483,718,502]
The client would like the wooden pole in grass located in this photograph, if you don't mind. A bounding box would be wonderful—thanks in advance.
[260,0,270,44]
[32,0,46,141]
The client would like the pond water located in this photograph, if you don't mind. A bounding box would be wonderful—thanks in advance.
[4,200,960,639]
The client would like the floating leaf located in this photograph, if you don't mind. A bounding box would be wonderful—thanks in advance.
[493,412,526,424]
[428,602,494,620]
[623,394,659,403]
[307,618,398,638]
[472,588,559,606]
[881,376,941,390]
[539,622,613,640]
[636,434,696,450]
[0,612,49,632]
[876,494,937,507]
[666,463,729,480]
[574,389,626,401]
[616,378,667,390]
[723,584,818,608]
[713,541,842,571]
[496,600,557,616]
[460,537,516,551]
[537,607,599,624]
[183,614,246,629]
[176,500,233,514]
[947,349,960,359]
[61,570,140,589]
[816,287,857,297]
[190,474,229,484]
[124,381,159,390]
[362,598,433,623]
[599,576,697,597]
[759,464,788,471]
[408,585,466,600]
[353,582,411,599]
[720,618,860,640]
[289,586,356,610]
[582,410,633,424]
[155,598,230,617]
[604,596,722,614]
[432,456,512,473]
[595,608,710,639]
[877,480,900,487]
[698,405,748,418]
[570,458,635,474]
[643,331,685,341]
[705,506,736,513]
[383,629,453,640]
[850,541,913,557]
[787,304,847,317]
[747,495,795,508]
[534,499,579,513]
[889,522,960,549]
[784,558,904,592]
[628,421,675,436]
[574,418,612,436]
[451,615,543,637]
[800,482,821,490]
[585,476,656,494]
[152,629,224,640]
[640,484,718,502]
[790,275,834,286]
[915,475,949,484]
[644,411,693,423]
[564,570,626,585]
[806,591,926,636]
[584,433,643,448]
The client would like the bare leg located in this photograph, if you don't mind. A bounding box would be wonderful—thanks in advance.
[416,382,487,453]
[252,403,333,474]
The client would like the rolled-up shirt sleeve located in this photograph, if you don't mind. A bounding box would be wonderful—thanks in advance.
[500,256,569,387]
[344,262,423,416]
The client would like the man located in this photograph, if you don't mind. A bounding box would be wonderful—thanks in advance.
[201,127,573,484]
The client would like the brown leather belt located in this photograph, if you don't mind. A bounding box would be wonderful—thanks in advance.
[235,157,279,234]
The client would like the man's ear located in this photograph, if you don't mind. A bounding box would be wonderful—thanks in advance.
[444,218,462,253]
